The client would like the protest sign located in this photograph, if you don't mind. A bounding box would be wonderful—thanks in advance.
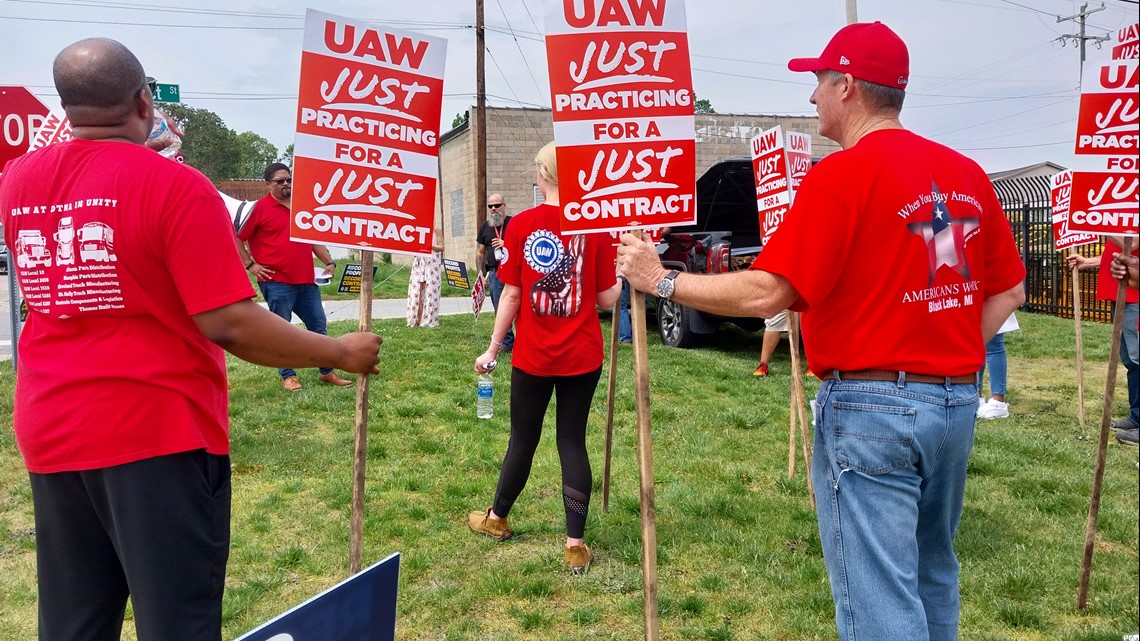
[785,131,812,202]
[291,9,447,255]
[1068,22,1138,236]
[336,263,378,294]
[751,125,791,249]
[235,553,399,641]
[442,258,470,289]
[1051,170,1099,252]
[545,0,696,235]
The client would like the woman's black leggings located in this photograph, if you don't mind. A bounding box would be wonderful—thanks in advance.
[492,366,602,539]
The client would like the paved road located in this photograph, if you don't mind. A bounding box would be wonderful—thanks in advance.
[0,289,486,363]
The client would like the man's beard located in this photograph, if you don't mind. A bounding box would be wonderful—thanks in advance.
[488,211,506,227]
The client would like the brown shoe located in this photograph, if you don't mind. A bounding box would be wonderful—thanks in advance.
[565,544,593,575]
[319,371,353,386]
[467,508,512,541]
[282,376,303,392]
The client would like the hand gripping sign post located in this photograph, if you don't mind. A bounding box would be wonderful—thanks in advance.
[1070,21,1138,612]
[545,1,696,637]
[751,126,813,508]
[1050,170,1098,428]
[293,9,446,575]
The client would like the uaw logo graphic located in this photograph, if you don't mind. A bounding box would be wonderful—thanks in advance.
[498,247,510,267]
[523,229,563,274]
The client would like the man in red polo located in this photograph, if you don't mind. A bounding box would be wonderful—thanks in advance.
[236,162,353,391]
[619,22,1025,641]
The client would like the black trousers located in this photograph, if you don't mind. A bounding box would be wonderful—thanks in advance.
[30,450,231,641]
[493,366,602,538]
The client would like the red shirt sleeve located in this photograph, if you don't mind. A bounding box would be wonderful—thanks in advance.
[979,185,1026,299]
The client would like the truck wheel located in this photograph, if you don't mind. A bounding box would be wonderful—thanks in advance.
[657,298,700,348]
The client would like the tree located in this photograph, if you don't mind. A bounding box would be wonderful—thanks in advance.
[160,104,240,182]
[280,144,294,168]
[694,96,716,114]
[233,131,279,179]
[451,111,469,129]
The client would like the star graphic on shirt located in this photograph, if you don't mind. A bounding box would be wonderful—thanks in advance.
[906,180,979,284]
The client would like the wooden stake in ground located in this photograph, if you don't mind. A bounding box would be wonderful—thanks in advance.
[602,296,621,513]
[1072,264,1086,428]
[628,232,660,641]
[787,312,815,510]
[350,250,376,575]
[1076,237,1133,611]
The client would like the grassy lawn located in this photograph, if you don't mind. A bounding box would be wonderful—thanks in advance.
[245,259,475,302]
[0,311,1137,640]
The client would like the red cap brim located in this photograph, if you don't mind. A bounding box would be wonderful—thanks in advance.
[788,57,825,73]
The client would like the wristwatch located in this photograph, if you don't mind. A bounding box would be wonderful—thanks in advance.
[655,270,680,300]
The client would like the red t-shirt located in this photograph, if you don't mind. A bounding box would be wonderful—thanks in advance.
[237,195,316,285]
[497,204,618,376]
[753,129,1026,378]
[0,139,255,473]
[1096,240,1139,303]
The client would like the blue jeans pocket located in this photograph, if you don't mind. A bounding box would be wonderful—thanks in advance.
[832,401,917,475]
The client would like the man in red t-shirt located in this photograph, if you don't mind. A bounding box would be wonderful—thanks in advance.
[619,23,1025,641]
[1068,238,1139,440]
[0,39,381,641]
[236,163,353,391]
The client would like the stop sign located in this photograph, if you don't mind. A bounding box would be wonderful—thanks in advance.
[0,86,51,171]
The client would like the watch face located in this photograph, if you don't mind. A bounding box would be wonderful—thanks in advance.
[656,277,673,299]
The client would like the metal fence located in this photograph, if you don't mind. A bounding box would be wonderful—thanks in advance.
[993,176,1112,324]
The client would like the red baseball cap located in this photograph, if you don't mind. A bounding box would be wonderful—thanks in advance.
[788,21,910,89]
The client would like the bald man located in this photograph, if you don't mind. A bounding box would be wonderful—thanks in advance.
[477,193,515,350]
[0,38,381,640]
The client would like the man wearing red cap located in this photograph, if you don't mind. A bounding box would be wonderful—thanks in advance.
[619,22,1026,641]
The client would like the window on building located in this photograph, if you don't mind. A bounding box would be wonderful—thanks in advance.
[450,188,465,236]
[533,184,543,207]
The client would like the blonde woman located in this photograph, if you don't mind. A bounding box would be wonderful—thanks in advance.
[468,142,621,575]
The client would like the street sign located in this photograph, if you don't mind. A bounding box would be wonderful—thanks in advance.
[0,86,50,170]
[153,83,180,103]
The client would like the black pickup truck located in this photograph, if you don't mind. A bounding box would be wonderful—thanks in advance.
[653,158,765,347]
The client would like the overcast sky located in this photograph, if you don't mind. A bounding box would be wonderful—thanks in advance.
[2,0,1136,173]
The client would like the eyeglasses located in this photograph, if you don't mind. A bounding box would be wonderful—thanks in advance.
[271,178,293,185]
[487,203,504,209]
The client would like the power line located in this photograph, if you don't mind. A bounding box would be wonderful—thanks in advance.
[493,0,548,107]
[928,97,1075,137]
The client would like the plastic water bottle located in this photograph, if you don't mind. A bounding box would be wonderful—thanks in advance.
[477,360,496,419]
[148,109,182,161]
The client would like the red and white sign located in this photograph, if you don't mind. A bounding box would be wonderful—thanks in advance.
[0,86,51,171]
[472,272,486,321]
[30,112,72,151]
[785,130,812,202]
[1068,22,1138,236]
[545,0,696,235]
[751,125,790,249]
[291,9,446,256]
[1051,170,1099,251]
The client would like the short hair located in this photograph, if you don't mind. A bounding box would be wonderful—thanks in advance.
[263,162,290,182]
[534,141,558,186]
[53,38,146,121]
[821,69,906,113]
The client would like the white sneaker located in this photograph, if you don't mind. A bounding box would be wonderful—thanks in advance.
[978,399,1009,420]
[975,397,986,418]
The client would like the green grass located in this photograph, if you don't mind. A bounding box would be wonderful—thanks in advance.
[0,311,1137,640]
[245,258,475,302]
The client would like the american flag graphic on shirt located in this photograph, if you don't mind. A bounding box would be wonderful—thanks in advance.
[531,234,585,317]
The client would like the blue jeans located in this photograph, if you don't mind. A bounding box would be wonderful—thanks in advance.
[1122,303,1138,424]
[812,374,979,641]
[981,333,1007,397]
[259,281,333,379]
[619,279,632,343]
[487,269,515,351]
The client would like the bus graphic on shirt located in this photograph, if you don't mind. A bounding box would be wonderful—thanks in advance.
[78,222,117,263]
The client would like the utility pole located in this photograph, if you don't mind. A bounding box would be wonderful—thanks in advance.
[475,0,488,235]
[1057,2,1110,80]
[845,0,858,24]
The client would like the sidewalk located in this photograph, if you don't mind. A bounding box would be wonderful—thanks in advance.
[268,296,485,324]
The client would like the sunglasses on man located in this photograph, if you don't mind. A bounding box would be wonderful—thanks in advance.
[271,178,293,185]
[488,203,504,209]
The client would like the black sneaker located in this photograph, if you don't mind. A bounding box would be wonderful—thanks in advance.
[1111,417,1139,431]
[1115,427,1139,446]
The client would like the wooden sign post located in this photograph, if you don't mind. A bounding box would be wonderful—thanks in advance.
[602,297,621,513]
[292,9,447,574]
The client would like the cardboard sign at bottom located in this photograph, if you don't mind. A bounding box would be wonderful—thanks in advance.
[235,553,400,641]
